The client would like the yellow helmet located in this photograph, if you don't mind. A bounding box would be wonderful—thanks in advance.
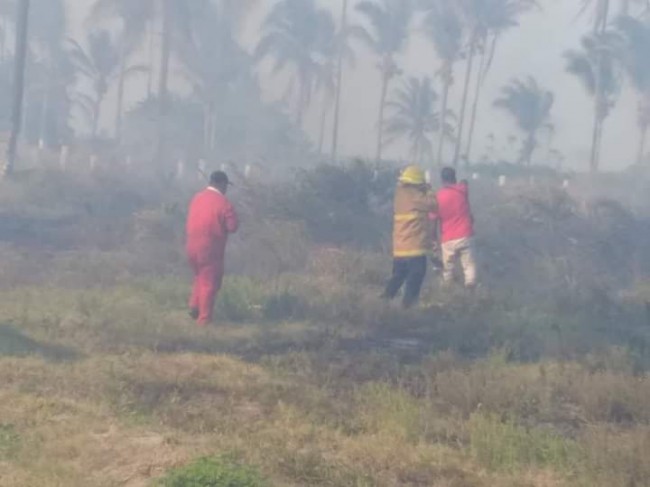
[399,165,426,185]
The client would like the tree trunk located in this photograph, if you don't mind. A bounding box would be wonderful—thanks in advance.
[0,19,6,62]
[589,106,601,173]
[330,0,348,163]
[115,34,127,143]
[38,89,49,149]
[375,68,390,163]
[620,0,631,15]
[210,109,217,152]
[636,123,648,165]
[318,93,330,155]
[92,89,107,141]
[453,35,477,167]
[156,0,172,160]
[464,41,489,166]
[436,64,451,169]
[6,0,30,177]
[297,75,307,128]
[158,0,171,104]
[524,132,536,166]
[147,20,155,98]
[589,0,609,173]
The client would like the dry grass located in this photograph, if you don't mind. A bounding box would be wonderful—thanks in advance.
[1,168,650,485]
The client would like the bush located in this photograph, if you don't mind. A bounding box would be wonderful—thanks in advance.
[159,457,269,487]
[217,277,266,322]
[262,291,305,321]
[260,161,394,249]
[469,412,582,472]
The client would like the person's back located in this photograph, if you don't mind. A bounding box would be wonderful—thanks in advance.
[434,167,477,288]
[186,188,237,258]
[436,182,473,244]
[393,184,437,258]
[186,171,238,325]
[383,165,437,308]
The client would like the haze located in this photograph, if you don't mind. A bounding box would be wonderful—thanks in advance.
[58,0,638,170]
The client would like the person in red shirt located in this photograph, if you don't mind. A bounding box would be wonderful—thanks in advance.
[186,171,239,325]
[433,167,477,288]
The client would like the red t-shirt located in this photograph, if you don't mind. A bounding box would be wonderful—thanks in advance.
[433,183,473,243]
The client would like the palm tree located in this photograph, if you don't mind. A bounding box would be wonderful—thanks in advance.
[494,76,554,166]
[355,0,414,162]
[6,0,29,177]
[566,31,623,172]
[90,0,155,140]
[0,0,15,61]
[578,0,611,33]
[68,30,122,138]
[331,0,349,162]
[29,0,70,148]
[462,0,538,164]
[616,16,650,163]
[256,0,336,128]
[618,0,649,16]
[421,0,463,167]
[219,0,261,39]
[450,0,537,167]
[384,76,451,165]
[175,0,251,154]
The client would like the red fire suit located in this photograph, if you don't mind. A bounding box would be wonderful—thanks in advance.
[186,187,239,324]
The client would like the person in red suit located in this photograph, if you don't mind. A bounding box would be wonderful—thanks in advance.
[186,171,239,325]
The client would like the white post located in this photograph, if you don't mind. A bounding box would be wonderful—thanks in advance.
[59,145,69,170]
[498,175,507,187]
[89,154,98,171]
[244,164,251,179]
[424,170,431,184]
[176,159,185,179]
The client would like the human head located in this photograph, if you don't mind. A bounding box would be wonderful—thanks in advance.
[440,167,457,185]
[398,165,426,186]
[209,170,231,193]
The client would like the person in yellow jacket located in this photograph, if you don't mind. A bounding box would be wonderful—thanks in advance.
[382,165,438,308]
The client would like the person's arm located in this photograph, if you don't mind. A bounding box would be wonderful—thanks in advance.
[459,181,475,226]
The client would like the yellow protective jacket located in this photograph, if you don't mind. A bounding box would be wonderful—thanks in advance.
[392,184,438,258]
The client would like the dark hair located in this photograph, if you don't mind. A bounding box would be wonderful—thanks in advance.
[210,171,230,187]
[441,167,457,184]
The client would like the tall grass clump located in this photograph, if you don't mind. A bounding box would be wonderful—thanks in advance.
[468,412,583,473]
[158,456,269,487]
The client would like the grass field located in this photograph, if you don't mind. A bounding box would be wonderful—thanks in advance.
[1,166,649,485]
[0,262,648,486]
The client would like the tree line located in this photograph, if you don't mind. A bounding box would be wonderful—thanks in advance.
[3,0,650,173]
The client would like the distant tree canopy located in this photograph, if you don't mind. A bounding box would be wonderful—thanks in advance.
[3,0,650,173]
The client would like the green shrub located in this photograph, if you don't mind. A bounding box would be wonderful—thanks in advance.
[217,277,265,322]
[159,457,269,487]
[262,291,305,322]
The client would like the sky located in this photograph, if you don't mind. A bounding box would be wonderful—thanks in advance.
[65,0,640,171]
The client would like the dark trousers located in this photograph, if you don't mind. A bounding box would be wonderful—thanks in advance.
[382,256,427,308]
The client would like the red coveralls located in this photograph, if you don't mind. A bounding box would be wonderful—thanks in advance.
[186,187,239,325]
